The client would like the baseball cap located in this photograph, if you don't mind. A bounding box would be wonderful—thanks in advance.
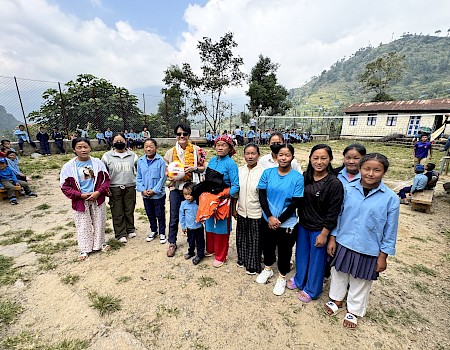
[415,164,424,172]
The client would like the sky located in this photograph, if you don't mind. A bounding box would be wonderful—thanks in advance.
[1,0,450,114]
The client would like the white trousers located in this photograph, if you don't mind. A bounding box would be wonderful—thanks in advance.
[329,267,373,317]
[73,201,106,253]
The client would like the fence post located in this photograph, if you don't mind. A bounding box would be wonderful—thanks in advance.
[119,90,126,131]
[58,82,68,136]
[14,76,31,137]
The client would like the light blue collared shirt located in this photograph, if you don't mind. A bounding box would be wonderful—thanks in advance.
[179,200,203,230]
[331,180,399,257]
[337,167,361,185]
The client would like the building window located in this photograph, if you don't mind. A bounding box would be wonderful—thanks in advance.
[349,117,358,126]
[386,116,397,126]
[367,117,377,126]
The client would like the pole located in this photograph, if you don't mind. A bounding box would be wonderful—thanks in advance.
[165,91,169,137]
[119,90,126,131]
[14,76,31,137]
[229,103,232,133]
[143,93,147,126]
[58,82,68,136]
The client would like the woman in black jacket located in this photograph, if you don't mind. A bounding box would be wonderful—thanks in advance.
[287,144,344,303]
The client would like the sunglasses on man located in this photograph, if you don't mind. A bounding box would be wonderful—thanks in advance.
[176,132,189,137]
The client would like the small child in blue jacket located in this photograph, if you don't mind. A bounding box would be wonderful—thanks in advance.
[0,158,37,204]
[179,182,205,265]
[397,164,428,204]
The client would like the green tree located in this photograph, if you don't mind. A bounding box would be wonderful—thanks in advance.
[29,74,144,134]
[163,32,246,133]
[153,85,188,137]
[359,52,406,101]
[246,55,291,118]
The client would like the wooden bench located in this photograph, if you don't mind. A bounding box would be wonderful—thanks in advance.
[0,185,22,201]
[410,190,434,213]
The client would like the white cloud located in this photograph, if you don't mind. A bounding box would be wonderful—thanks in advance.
[1,0,449,98]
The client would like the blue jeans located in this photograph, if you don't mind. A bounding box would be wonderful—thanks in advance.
[143,196,166,235]
[168,189,184,244]
[294,224,328,299]
[398,186,411,199]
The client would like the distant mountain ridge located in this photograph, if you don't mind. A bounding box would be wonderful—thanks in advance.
[289,35,450,114]
[0,105,21,133]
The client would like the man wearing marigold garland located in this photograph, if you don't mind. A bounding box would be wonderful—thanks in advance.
[164,123,206,257]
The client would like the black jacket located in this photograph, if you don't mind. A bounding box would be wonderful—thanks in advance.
[298,173,344,231]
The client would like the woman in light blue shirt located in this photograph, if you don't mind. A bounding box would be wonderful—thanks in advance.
[324,153,400,330]
[334,144,366,185]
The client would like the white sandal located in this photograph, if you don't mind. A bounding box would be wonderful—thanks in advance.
[78,251,88,261]
[324,301,342,316]
[343,312,358,329]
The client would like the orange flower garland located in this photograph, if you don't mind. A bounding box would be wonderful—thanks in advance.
[173,142,195,182]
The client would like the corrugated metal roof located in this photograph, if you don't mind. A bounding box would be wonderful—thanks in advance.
[344,98,450,113]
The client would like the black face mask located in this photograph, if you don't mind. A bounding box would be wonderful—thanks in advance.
[270,144,283,154]
[113,142,126,150]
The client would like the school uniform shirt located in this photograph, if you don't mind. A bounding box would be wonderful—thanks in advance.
[336,167,361,185]
[105,130,113,139]
[414,141,432,159]
[14,130,30,142]
[179,200,203,230]
[257,167,304,228]
[411,173,428,193]
[258,153,302,173]
[136,153,166,199]
[331,180,399,257]
[101,150,138,187]
[237,164,264,219]
[60,157,110,212]
[0,165,18,184]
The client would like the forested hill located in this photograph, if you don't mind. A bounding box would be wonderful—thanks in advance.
[0,105,21,134]
[289,35,450,114]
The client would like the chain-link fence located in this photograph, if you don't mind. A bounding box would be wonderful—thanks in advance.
[0,75,163,140]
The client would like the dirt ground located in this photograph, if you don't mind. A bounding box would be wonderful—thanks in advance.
[1,145,449,350]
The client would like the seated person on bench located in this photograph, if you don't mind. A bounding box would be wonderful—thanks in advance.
[397,164,428,204]
[0,158,37,205]
[424,163,439,190]
[6,151,28,182]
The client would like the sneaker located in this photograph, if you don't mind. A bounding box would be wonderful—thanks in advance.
[204,251,214,257]
[146,232,156,242]
[159,234,167,244]
[236,260,244,268]
[118,237,127,243]
[213,259,224,268]
[26,192,37,197]
[184,252,195,260]
[273,277,287,296]
[128,231,136,238]
[167,243,177,257]
[192,256,203,265]
[246,269,257,275]
[10,199,18,205]
[256,268,273,284]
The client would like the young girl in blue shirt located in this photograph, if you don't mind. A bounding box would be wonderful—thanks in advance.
[334,143,367,185]
[324,153,400,329]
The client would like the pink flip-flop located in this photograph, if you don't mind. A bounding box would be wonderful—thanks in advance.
[297,290,312,303]
[286,277,297,290]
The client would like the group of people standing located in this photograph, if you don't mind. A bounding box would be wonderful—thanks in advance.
[59,124,399,330]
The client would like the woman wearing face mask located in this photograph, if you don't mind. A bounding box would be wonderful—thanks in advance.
[259,132,302,172]
[101,132,139,243]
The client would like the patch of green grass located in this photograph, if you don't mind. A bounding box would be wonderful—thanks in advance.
[156,305,179,318]
[192,341,210,350]
[197,276,217,289]
[116,276,132,283]
[0,299,22,325]
[35,203,50,210]
[163,273,176,280]
[38,255,57,270]
[66,221,76,227]
[88,291,122,316]
[383,306,428,325]
[0,255,21,286]
[105,227,113,234]
[106,238,124,251]
[56,209,68,214]
[43,339,89,350]
[61,274,80,286]
[1,332,36,349]
[61,232,74,239]
[27,231,56,243]
[32,212,45,218]
[29,240,77,255]
[31,174,43,179]
[411,281,430,293]
[410,236,427,242]
[0,229,35,246]
[410,264,437,277]
[135,208,146,215]
[138,215,148,222]
[0,235,23,245]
